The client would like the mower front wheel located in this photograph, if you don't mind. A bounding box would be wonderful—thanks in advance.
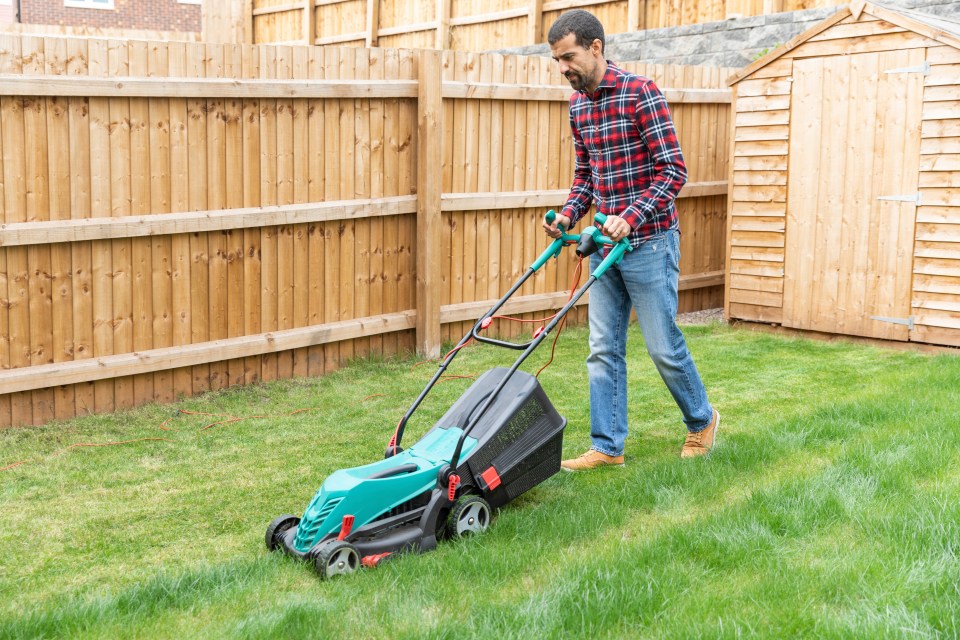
[310,540,361,580]
[446,494,491,538]
[265,514,300,552]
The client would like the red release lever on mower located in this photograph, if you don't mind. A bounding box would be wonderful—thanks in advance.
[337,515,355,541]
[447,474,460,502]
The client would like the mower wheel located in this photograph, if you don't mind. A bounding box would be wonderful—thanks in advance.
[446,494,491,538]
[310,540,361,580]
[265,514,300,552]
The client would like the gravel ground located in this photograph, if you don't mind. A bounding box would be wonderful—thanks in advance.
[676,307,725,325]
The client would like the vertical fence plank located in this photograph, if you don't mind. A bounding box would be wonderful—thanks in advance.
[22,37,55,424]
[488,53,504,314]
[149,39,174,404]
[241,42,262,386]
[275,44,295,380]
[259,45,279,382]
[353,47,371,360]
[462,51,479,342]
[338,47,357,364]
[533,57,551,305]
[88,38,116,414]
[66,37,95,417]
[546,59,562,299]
[475,53,493,335]
[106,39,134,411]
[321,46,341,373]
[368,46,385,357]
[128,40,155,405]
[440,50,454,345]
[450,51,468,343]
[399,48,417,354]
[291,45,311,378]
[206,42,230,391]
[417,48,442,358]
[499,54,517,339]
[42,38,75,422]
[186,42,211,395]
[306,45,326,377]
[168,41,193,399]
[225,43,246,388]
[382,48,400,357]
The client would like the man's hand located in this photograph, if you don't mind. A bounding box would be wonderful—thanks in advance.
[543,212,571,239]
[601,215,632,243]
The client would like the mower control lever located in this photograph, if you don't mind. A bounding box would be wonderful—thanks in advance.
[576,213,633,279]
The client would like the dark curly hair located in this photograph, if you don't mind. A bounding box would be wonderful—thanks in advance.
[547,10,605,53]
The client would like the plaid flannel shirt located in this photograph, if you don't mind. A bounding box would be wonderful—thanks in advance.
[560,62,687,247]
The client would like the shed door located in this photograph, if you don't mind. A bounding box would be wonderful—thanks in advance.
[782,49,925,340]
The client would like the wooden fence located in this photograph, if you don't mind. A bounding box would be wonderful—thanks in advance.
[208,0,848,50]
[0,35,732,427]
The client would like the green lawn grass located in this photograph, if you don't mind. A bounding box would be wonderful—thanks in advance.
[2,323,959,639]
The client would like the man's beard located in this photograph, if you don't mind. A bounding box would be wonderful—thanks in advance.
[565,72,584,90]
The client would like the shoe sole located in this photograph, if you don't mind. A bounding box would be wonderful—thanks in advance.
[560,463,625,472]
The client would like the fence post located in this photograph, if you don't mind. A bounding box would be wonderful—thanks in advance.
[528,0,543,45]
[303,0,314,44]
[627,0,644,31]
[365,0,380,47]
[416,49,443,358]
[436,0,451,50]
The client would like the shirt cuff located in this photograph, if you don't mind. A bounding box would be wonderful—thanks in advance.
[561,205,582,226]
[619,204,647,231]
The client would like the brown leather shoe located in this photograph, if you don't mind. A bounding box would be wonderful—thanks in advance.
[561,449,625,471]
[681,410,720,458]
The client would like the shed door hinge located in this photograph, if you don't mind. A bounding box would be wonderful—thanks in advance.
[870,315,914,330]
[877,193,922,205]
[883,61,930,75]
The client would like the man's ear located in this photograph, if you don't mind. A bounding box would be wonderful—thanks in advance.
[591,38,603,57]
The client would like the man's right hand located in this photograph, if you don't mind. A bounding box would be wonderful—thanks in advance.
[543,212,571,239]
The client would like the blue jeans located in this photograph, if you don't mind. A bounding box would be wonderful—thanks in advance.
[586,229,714,456]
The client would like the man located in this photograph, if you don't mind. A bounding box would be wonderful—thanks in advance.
[543,10,719,469]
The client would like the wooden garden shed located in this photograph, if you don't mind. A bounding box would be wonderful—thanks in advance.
[725,1,960,347]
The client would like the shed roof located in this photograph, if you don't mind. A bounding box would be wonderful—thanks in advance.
[728,1,960,86]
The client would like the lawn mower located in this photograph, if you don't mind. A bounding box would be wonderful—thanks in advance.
[265,211,632,579]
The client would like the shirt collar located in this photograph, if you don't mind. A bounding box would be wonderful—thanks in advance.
[581,61,618,99]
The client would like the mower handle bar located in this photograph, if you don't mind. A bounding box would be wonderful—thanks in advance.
[390,210,630,454]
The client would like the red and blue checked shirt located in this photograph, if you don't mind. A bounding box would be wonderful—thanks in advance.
[560,62,687,247]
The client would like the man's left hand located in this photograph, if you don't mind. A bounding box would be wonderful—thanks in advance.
[602,215,632,243]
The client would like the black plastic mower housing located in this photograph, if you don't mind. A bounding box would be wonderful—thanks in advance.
[426,367,566,509]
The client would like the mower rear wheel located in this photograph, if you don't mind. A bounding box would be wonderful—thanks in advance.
[446,494,491,537]
[265,514,300,552]
[311,540,361,580]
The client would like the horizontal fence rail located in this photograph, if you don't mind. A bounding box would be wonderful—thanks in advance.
[0,74,733,104]
[0,182,728,247]
[0,35,733,427]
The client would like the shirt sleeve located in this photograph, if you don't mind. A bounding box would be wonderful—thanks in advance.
[618,78,687,231]
[560,102,594,227]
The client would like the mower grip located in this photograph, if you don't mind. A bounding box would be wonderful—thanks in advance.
[545,209,566,232]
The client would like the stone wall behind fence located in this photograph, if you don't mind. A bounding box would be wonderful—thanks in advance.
[499,0,960,68]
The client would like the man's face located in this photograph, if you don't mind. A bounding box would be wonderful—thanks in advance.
[550,33,603,92]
